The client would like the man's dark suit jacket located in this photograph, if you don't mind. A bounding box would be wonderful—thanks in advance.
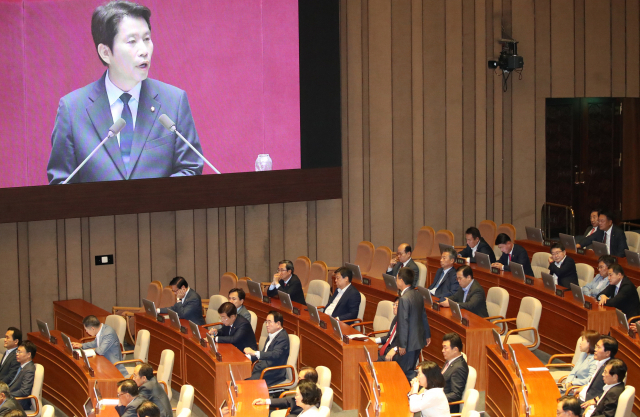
[269,396,302,416]
[0,397,26,417]
[159,288,205,326]
[9,362,35,410]
[138,377,172,417]
[443,356,469,413]
[581,225,600,246]
[397,289,431,352]
[388,259,421,287]
[449,280,489,318]
[459,238,496,264]
[597,276,640,319]
[249,330,290,386]
[585,360,610,401]
[115,396,146,417]
[498,244,534,276]
[548,256,580,289]
[0,349,20,384]
[428,268,460,302]
[325,284,361,321]
[592,382,625,417]
[216,315,258,352]
[582,225,629,257]
[267,275,306,305]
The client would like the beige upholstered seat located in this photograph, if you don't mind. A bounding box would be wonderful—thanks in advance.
[112,280,163,343]
[449,366,477,411]
[105,315,127,349]
[205,294,228,324]
[260,334,300,391]
[367,246,392,279]
[499,297,542,350]
[317,406,331,417]
[415,262,427,288]
[15,363,44,417]
[248,310,258,332]
[320,387,334,409]
[309,261,329,285]
[358,300,394,339]
[174,384,195,415]
[343,293,367,330]
[531,252,551,278]
[176,410,191,417]
[0,338,5,355]
[431,230,455,257]
[497,223,516,240]
[626,231,640,253]
[115,329,150,375]
[478,220,497,249]
[486,287,509,333]
[158,287,177,309]
[236,277,251,295]
[258,322,269,351]
[354,241,376,274]
[413,226,435,260]
[468,412,481,417]
[455,389,479,417]
[41,405,54,417]
[615,385,635,417]
[576,263,595,287]
[545,336,584,383]
[220,272,238,297]
[306,280,331,308]
[316,366,331,389]
[156,349,175,400]
[294,256,312,292]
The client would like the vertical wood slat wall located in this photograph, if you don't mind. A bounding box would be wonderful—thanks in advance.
[0,200,343,332]
[340,0,640,261]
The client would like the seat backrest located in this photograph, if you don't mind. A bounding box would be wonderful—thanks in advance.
[465,366,477,393]
[258,322,268,351]
[176,384,195,413]
[134,329,150,363]
[531,252,551,278]
[29,363,44,414]
[309,261,329,286]
[317,406,331,417]
[415,262,427,288]
[576,263,595,287]
[206,295,228,325]
[478,220,497,249]
[287,335,301,385]
[320,387,334,409]
[460,389,479,417]
[41,405,55,417]
[625,231,640,253]
[571,336,585,365]
[467,412,481,417]
[176,410,191,417]
[147,281,163,306]
[413,227,435,259]
[372,300,394,333]
[220,272,238,297]
[158,287,177,308]
[105,315,126,347]
[305,280,331,308]
[431,230,455,256]
[354,241,376,274]
[316,366,331,389]
[294,256,312,291]
[0,338,5,355]
[236,278,250,295]
[486,287,509,332]
[367,246,392,279]
[615,385,635,417]
[516,297,542,349]
[249,310,258,332]
[497,223,516,241]
[357,293,366,321]
[157,349,175,400]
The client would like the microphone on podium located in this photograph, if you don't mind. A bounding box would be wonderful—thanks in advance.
[62,118,126,184]
[158,114,221,174]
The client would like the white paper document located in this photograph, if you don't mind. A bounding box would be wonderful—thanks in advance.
[526,367,549,372]
[73,349,96,357]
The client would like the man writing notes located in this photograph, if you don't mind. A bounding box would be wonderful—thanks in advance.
[440,266,489,318]
[323,267,361,321]
[386,244,420,287]
[158,277,205,326]
[47,0,203,184]
[245,312,290,386]
[72,316,127,376]
[578,211,629,257]
[428,248,460,301]
[459,227,496,263]
[492,233,534,276]
[267,260,306,305]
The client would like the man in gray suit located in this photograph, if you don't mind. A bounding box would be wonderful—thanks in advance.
[0,328,21,385]
[115,380,146,417]
[0,382,26,417]
[133,364,171,417]
[8,342,36,411]
[72,315,127,376]
[47,1,203,184]
[386,244,421,287]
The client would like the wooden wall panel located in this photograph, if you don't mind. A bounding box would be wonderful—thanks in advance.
[268,203,284,272]
[283,202,308,261]
[235,206,246,278]
[611,0,626,98]
[0,223,21,330]
[27,220,59,329]
[137,213,152,298]
[175,210,195,288]
[81,217,91,302]
[411,0,424,243]
[550,0,575,97]
[574,0,586,97]
[307,201,318,261]
[475,0,487,225]
[206,208,220,294]
[115,214,140,307]
[65,218,83,300]
[193,209,208,295]
[461,0,476,235]
[316,199,343,267]
[224,207,237,275]
[627,0,640,97]
[535,0,551,227]
[245,204,270,281]
[56,219,67,301]
[150,211,177,284]
[89,216,116,311]
[585,1,612,97]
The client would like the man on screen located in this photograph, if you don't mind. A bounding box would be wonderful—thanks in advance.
[47,0,203,184]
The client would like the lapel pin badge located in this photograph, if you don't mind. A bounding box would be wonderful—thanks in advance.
[150,106,155,112]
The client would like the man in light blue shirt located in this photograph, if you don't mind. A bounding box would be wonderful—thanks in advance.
[582,255,616,299]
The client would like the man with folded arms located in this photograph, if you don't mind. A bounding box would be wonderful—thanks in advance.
[386,244,420,287]
[252,367,318,415]
[0,382,26,417]
[115,380,145,417]
[208,302,257,353]
[0,329,21,384]
[267,260,306,305]
[8,342,36,411]
[441,333,468,413]
[132,364,171,417]
[597,264,640,320]
[323,267,361,321]
[72,315,127,376]
[245,312,290,386]
[492,233,534,276]
[440,266,488,318]
[459,227,496,263]
[548,242,579,289]
[428,248,460,301]
[578,211,629,257]
[158,277,205,326]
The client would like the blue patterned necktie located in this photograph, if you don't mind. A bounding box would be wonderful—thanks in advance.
[9,365,21,385]
[119,93,134,170]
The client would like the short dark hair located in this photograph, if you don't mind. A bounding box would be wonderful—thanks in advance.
[19,340,37,359]
[609,264,624,276]
[137,401,160,417]
[442,247,457,260]
[137,363,154,381]
[590,209,601,216]
[91,1,152,66]
[229,288,246,300]
[443,333,463,352]
[278,260,294,273]
[598,255,617,268]
[0,382,9,397]
[557,395,581,415]
[297,381,321,406]
[397,267,415,286]
[459,266,473,279]
[607,358,627,382]
[300,367,318,383]
[218,302,237,317]
[83,315,101,328]
[169,277,188,289]
[118,379,139,396]
[495,233,512,245]
[401,244,412,253]
[599,211,615,222]
[551,242,565,252]
[465,227,481,240]
[335,266,353,282]
[417,361,445,389]
[7,327,22,345]
[600,335,618,357]
[268,311,284,327]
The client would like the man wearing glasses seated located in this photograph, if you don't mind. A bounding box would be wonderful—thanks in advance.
[208,302,257,352]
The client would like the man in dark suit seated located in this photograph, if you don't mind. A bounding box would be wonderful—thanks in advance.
[428,248,460,302]
[8,342,36,411]
[252,367,318,415]
[578,210,629,257]
[228,288,252,322]
[578,336,617,403]
[323,267,361,321]
[245,311,290,386]
[158,277,205,326]
[386,243,421,287]
[597,264,640,319]
[492,233,534,276]
[136,401,160,417]
[557,395,582,417]
[0,328,21,385]
[0,382,26,417]
[580,358,627,417]
[267,260,306,305]
[441,333,469,413]
[459,227,496,264]
[580,209,601,246]
[132,364,172,417]
[115,380,145,417]
[440,266,489,318]
[208,302,258,352]
[548,242,579,289]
